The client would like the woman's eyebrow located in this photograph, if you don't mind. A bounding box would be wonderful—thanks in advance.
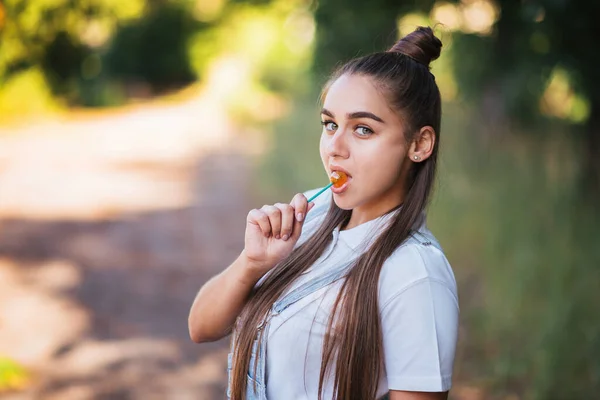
[348,111,385,123]
[320,108,385,123]
[321,108,335,118]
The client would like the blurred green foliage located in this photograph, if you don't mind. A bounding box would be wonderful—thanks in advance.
[0,0,313,116]
[0,0,147,112]
[103,2,199,93]
[0,357,29,392]
[429,107,600,399]
[0,67,59,118]
[312,0,434,82]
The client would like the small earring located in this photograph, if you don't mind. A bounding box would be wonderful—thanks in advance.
[413,155,420,160]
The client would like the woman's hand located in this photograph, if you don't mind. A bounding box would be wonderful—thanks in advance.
[242,193,315,277]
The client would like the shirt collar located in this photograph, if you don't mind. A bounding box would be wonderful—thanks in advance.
[334,208,426,250]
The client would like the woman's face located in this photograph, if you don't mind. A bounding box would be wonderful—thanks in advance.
[319,73,413,215]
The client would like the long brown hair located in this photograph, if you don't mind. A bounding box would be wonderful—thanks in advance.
[230,26,443,400]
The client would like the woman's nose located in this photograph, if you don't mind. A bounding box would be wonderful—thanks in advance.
[326,129,349,158]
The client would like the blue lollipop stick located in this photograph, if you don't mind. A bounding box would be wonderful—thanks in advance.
[306,182,334,203]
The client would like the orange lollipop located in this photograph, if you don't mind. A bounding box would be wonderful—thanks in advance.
[306,171,350,203]
[330,171,348,188]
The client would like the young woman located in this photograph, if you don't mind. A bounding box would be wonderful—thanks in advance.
[188,26,459,400]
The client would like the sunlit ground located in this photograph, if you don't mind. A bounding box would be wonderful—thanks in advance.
[0,56,264,399]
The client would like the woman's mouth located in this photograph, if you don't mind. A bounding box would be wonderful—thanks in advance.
[330,171,352,194]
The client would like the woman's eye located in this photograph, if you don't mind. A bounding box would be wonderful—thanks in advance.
[321,121,337,131]
[355,126,373,137]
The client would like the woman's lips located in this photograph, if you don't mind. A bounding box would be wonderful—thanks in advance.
[331,175,352,194]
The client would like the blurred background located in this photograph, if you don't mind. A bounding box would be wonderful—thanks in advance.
[0,0,598,399]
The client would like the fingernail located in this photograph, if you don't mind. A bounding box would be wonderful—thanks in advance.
[296,213,304,222]
[275,234,280,239]
[282,234,289,241]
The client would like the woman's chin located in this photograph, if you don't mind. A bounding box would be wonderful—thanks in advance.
[332,195,355,210]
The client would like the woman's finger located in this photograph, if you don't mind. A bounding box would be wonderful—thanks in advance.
[275,202,295,241]
[262,205,282,239]
[247,208,272,238]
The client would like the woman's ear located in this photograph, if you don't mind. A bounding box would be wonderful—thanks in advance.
[408,126,435,162]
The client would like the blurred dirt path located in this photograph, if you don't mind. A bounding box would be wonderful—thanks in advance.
[0,88,261,399]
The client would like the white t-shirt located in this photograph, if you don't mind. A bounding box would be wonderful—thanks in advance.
[262,188,459,399]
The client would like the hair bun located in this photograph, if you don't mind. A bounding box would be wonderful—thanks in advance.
[388,26,442,69]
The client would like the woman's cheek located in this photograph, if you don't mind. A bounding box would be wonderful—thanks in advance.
[319,135,326,148]
[319,134,328,160]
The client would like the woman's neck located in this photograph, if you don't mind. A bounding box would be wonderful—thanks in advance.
[342,200,403,231]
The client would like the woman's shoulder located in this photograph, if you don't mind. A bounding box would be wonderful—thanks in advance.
[378,229,457,306]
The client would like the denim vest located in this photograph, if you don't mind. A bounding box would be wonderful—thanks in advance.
[226,229,442,399]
